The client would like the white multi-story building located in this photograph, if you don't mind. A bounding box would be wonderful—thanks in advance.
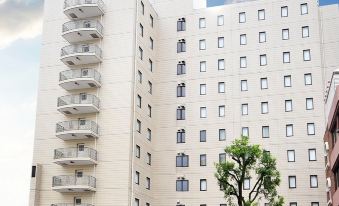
[30,0,339,205]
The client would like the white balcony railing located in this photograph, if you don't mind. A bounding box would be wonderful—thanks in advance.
[52,175,96,188]
[64,0,104,10]
[61,45,102,58]
[54,147,97,161]
[57,94,100,109]
[56,120,99,134]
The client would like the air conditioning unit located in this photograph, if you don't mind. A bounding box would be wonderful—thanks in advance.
[178,17,185,21]
[178,61,186,64]
[177,176,185,180]
[178,105,185,109]
[178,129,185,133]
[177,152,184,156]
[325,142,330,151]
[178,83,185,86]
[178,39,185,42]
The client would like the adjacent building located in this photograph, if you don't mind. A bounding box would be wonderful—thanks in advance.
[30,0,339,205]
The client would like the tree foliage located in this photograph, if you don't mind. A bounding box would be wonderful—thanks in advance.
[215,136,284,206]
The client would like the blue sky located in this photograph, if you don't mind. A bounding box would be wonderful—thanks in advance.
[0,0,337,205]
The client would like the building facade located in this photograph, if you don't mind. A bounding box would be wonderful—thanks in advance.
[30,0,339,206]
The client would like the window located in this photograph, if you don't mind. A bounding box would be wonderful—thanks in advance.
[241,80,248,91]
[200,107,207,118]
[290,203,297,206]
[219,129,226,141]
[218,37,224,48]
[200,154,207,166]
[31,166,36,178]
[310,175,318,188]
[260,54,267,66]
[287,150,295,162]
[177,83,186,97]
[176,154,189,167]
[140,1,144,15]
[219,105,225,117]
[304,73,312,85]
[200,61,206,72]
[177,106,185,120]
[240,56,247,68]
[258,9,265,20]
[177,61,186,75]
[219,153,226,163]
[149,59,153,71]
[261,102,268,114]
[285,100,293,112]
[284,75,292,87]
[286,124,294,137]
[176,180,189,191]
[218,82,225,93]
[177,18,186,31]
[135,198,139,206]
[177,129,185,143]
[239,12,246,23]
[302,26,309,38]
[217,15,224,26]
[148,104,152,117]
[150,15,154,27]
[240,34,247,45]
[200,179,207,191]
[146,177,151,190]
[311,203,319,206]
[303,49,311,61]
[137,95,141,108]
[281,6,288,17]
[241,104,248,115]
[259,32,266,43]
[137,70,142,83]
[282,29,289,40]
[262,126,269,138]
[218,59,225,70]
[147,152,151,165]
[135,145,140,158]
[200,130,206,142]
[139,23,144,37]
[307,123,315,135]
[177,39,186,53]
[148,81,152,94]
[149,37,154,50]
[261,78,268,89]
[139,47,143,60]
[309,149,316,161]
[244,178,250,190]
[301,3,308,15]
[199,39,206,50]
[200,84,206,95]
[242,127,249,137]
[289,176,296,188]
[283,52,290,63]
[306,98,314,110]
[135,171,140,184]
[199,18,206,28]
[137,120,141,133]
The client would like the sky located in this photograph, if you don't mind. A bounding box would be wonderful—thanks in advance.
[0,0,337,205]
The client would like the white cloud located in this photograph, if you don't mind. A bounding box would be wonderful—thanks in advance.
[0,0,43,49]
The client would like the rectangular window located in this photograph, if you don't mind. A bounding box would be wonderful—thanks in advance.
[307,123,315,135]
[177,61,186,75]
[148,81,152,94]
[240,34,247,45]
[244,178,250,190]
[241,104,248,115]
[281,6,288,17]
[200,179,207,191]
[310,175,318,188]
[31,166,36,178]
[218,15,224,26]
[301,3,308,15]
[260,54,267,66]
[306,98,314,110]
[147,152,151,165]
[218,59,225,70]
[177,84,186,97]
[135,198,139,206]
[146,177,151,190]
[286,124,294,137]
[311,203,319,206]
[218,37,224,48]
[139,23,144,37]
[148,104,152,117]
[285,100,293,112]
[200,107,207,118]
[199,39,206,50]
[177,130,185,143]
[177,107,185,120]
[219,129,226,141]
[140,1,144,15]
[242,127,249,137]
[290,203,297,206]
[199,18,206,28]
[308,149,316,161]
[282,29,289,40]
[219,153,226,163]
[259,32,266,43]
[149,59,153,71]
[135,145,140,158]
[200,154,207,166]
[139,47,143,60]
[219,105,225,117]
[137,70,142,83]
[241,80,248,91]
[302,26,309,38]
[137,95,142,108]
[200,130,206,142]
[289,176,296,188]
[287,150,295,162]
[283,52,290,63]
[218,82,225,93]
[149,37,154,50]
[303,49,311,61]
[261,78,268,89]
[261,102,268,114]
[239,12,246,23]
[177,39,186,53]
[284,75,292,87]
[176,180,189,191]
[150,15,154,27]
[262,126,269,138]
[240,56,247,68]
[135,171,140,184]
[304,73,312,85]
[177,18,186,31]
[200,84,207,95]
[176,155,189,167]
[200,61,206,72]
[137,119,141,133]
[258,9,265,20]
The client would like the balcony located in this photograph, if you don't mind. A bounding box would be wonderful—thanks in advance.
[52,175,96,192]
[62,20,103,43]
[61,44,102,66]
[54,147,97,166]
[64,0,104,19]
[51,204,94,206]
[56,120,99,140]
[59,68,101,91]
[57,94,100,115]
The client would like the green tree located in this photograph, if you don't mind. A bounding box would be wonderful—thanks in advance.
[215,136,284,206]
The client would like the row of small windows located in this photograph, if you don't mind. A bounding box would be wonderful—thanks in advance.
[176,129,226,143]
[239,124,316,137]
[177,3,309,31]
[140,1,154,27]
